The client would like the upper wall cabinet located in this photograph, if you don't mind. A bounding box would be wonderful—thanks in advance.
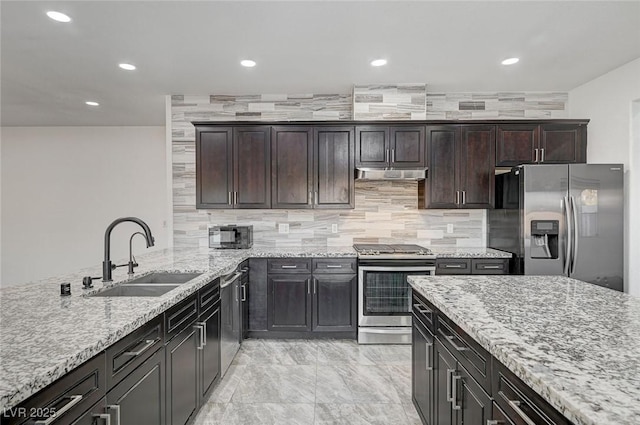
[271,126,314,209]
[196,126,271,209]
[420,125,495,209]
[496,122,586,166]
[314,126,355,209]
[355,125,425,169]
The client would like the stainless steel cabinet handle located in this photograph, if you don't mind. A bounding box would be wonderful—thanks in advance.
[107,405,120,425]
[313,278,317,294]
[307,279,311,294]
[462,191,466,205]
[92,414,111,425]
[498,391,537,425]
[570,195,579,275]
[425,342,433,371]
[443,264,463,268]
[534,148,539,163]
[391,149,395,163]
[124,339,157,356]
[314,191,318,205]
[413,303,432,315]
[385,149,390,163]
[197,321,207,346]
[234,191,238,205]
[281,265,298,269]
[308,191,312,205]
[446,369,455,402]
[481,265,502,269]
[563,196,572,275]
[34,395,83,424]
[241,283,247,301]
[194,324,204,350]
[540,148,545,163]
[228,192,233,205]
[452,374,461,410]
[438,328,469,351]
[326,265,342,268]
[455,190,460,205]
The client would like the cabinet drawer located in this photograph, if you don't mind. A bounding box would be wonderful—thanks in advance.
[6,354,105,425]
[471,259,509,275]
[267,259,311,274]
[106,315,163,390]
[312,258,356,274]
[435,259,471,274]
[493,360,571,425]
[436,313,491,393]
[198,278,220,315]
[411,292,435,333]
[165,293,198,342]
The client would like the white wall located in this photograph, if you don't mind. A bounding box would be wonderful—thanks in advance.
[1,126,168,286]
[568,57,640,294]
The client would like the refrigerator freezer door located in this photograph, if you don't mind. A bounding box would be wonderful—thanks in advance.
[569,164,624,291]
[523,165,569,276]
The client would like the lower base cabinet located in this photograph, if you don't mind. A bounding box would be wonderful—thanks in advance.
[312,274,357,332]
[412,316,434,425]
[108,347,166,425]
[199,305,221,402]
[166,325,200,425]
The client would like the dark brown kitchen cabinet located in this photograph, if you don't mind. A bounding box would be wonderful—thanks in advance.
[435,258,509,275]
[496,123,586,166]
[412,303,435,425]
[314,126,355,208]
[108,346,166,425]
[198,304,221,403]
[421,125,494,209]
[311,273,357,332]
[267,274,313,332]
[166,323,200,425]
[355,125,425,168]
[434,339,457,425]
[271,126,313,208]
[195,126,270,209]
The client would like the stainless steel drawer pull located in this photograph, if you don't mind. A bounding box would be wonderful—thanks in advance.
[487,420,503,425]
[326,265,343,268]
[481,265,502,269]
[413,303,432,315]
[241,284,247,301]
[446,369,455,402]
[452,374,462,410]
[498,391,536,425]
[281,265,298,269]
[443,264,463,268]
[92,414,111,425]
[124,339,157,356]
[107,405,121,425]
[438,328,469,351]
[425,342,433,371]
[34,395,83,424]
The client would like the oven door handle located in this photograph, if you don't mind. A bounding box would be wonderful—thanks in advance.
[358,266,437,272]
[359,328,411,334]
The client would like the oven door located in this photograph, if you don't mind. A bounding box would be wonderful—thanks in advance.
[358,266,434,327]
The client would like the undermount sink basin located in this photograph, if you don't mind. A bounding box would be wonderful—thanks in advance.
[89,284,180,297]
[125,272,202,285]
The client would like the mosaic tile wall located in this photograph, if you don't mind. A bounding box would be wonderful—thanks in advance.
[353,84,427,120]
[426,92,568,119]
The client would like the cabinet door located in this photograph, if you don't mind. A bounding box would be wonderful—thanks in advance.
[233,126,271,208]
[459,125,495,209]
[248,258,268,331]
[434,340,456,425]
[196,127,233,209]
[267,274,312,332]
[70,399,107,425]
[166,325,200,425]
[271,126,313,208]
[390,126,425,168]
[199,306,221,403]
[355,126,389,168]
[424,125,459,208]
[312,274,357,332]
[496,124,539,166]
[314,126,355,209]
[412,321,434,425]
[455,364,492,425]
[540,124,586,163]
[108,347,165,425]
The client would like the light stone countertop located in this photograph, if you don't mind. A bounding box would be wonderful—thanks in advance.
[409,275,640,425]
[431,247,512,258]
[0,246,356,410]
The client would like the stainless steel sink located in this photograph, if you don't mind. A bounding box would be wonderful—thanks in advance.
[125,272,202,285]
[89,284,180,297]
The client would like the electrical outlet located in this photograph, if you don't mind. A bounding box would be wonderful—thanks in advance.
[331,224,338,233]
[447,223,454,234]
[279,223,289,234]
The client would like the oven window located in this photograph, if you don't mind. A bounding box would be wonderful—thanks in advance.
[362,271,419,316]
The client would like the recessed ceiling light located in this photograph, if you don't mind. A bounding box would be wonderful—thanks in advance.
[46,11,71,23]
[370,59,387,67]
[85,101,99,106]
[240,60,256,68]
[501,57,520,66]
[118,63,136,71]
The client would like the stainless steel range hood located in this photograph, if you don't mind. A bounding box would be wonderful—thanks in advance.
[356,168,427,181]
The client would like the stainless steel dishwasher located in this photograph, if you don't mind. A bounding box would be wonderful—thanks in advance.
[220,267,242,377]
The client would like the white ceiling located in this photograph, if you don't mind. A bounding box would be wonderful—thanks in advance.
[2,1,639,126]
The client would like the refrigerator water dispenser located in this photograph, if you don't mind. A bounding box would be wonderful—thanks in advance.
[530,220,558,259]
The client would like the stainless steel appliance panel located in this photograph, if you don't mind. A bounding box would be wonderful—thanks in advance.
[220,271,241,376]
[522,165,569,276]
[569,164,624,290]
[358,327,412,344]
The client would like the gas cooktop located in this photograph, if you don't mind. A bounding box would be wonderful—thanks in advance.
[353,244,435,259]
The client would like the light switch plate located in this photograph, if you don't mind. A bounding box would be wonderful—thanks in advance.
[447,224,454,234]
[279,223,289,234]
[331,224,338,233]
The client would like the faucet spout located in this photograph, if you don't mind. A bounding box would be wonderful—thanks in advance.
[103,217,155,282]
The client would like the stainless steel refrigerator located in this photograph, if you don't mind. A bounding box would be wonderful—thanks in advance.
[488,164,624,291]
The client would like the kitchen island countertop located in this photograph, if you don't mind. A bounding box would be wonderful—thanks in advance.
[409,274,640,425]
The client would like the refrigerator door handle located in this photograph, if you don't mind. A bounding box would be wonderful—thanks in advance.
[570,195,579,275]
[563,196,572,276]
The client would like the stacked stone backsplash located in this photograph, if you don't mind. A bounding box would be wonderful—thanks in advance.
[171,89,567,248]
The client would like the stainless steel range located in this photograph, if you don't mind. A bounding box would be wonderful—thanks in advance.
[354,244,436,344]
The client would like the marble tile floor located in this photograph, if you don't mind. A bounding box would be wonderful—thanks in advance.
[193,339,421,425]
